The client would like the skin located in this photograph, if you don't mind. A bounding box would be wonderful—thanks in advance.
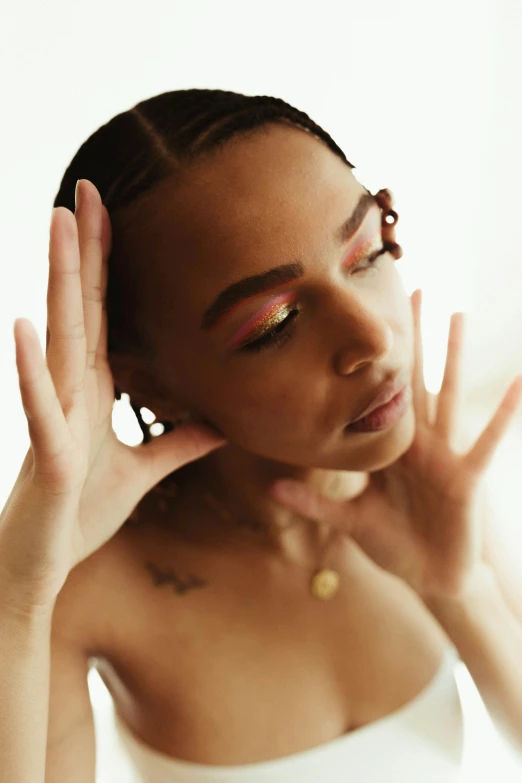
[69,126,453,767]
[109,122,416,567]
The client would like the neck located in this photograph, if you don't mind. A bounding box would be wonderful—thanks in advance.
[178,443,369,564]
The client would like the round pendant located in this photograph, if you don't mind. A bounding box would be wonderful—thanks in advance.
[310,568,340,600]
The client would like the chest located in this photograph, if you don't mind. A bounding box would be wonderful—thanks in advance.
[89,531,450,764]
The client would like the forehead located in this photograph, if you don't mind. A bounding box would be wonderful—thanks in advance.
[131,123,364,326]
[169,123,360,251]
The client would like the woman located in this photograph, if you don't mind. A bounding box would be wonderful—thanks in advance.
[2,89,522,783]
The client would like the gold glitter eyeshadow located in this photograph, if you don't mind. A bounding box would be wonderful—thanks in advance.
[246,304,294,342]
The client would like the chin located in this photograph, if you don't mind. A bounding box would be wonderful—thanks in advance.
[333,404,416,473]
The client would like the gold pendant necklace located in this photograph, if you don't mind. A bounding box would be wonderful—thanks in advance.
[310,567,341,600]
[201,488,341,601]
[309,522,340,600]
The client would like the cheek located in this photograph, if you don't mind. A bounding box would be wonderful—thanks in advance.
[204,374,324,440]
[227,385,310,423]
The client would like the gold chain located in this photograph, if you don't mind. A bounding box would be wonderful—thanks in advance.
[200,488,341,601]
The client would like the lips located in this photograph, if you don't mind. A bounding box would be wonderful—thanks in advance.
[349,368,411,424]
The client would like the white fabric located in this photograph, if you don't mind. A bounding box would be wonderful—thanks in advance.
[113,644,464,783]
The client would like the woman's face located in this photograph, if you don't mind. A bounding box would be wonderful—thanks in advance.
[117,123,416,471]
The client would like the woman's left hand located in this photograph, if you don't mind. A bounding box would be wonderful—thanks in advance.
[270,290,522,602]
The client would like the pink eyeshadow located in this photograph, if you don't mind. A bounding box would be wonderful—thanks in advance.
[225,291,297,350]
[342,235,382,270]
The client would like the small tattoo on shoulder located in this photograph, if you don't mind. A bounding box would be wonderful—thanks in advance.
[144,561,209,595]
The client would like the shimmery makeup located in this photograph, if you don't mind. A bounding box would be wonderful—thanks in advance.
[212,202,384,351]
[343,235,384,271]
[224,233,383,351]
[225,291,298,350]
[201,192,381,332]
[341,205,383,271]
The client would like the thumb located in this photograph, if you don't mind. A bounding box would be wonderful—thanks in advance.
[133,421,228,494]
[269,479,353,532]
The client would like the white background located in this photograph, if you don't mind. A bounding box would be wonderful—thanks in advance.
[1,0,522,779]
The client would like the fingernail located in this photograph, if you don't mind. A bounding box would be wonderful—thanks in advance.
[75,179,82,213]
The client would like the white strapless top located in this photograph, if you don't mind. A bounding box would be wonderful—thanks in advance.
[112,643,464,783]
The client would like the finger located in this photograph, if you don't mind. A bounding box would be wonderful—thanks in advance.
[434,311,465,447]
[411,289,429,422]
[464,375,522,475]
[269,479,352,531]
[130,422,228,495]
[14,318,72,463]
[75,180,104,371]
[46,207,86,413]
[95,204,112,366]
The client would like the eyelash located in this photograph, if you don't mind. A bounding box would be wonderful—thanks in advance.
[239,244,391,354]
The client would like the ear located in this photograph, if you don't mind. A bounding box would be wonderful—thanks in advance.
[108,351,191,423]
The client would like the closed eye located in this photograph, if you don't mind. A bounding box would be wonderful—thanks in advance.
[238,308,300,353]
[238,242,392,354]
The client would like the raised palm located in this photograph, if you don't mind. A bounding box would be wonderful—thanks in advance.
[270,291,522,600]
[0,180,226,611]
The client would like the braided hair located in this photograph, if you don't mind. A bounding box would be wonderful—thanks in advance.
[51,88,359,512]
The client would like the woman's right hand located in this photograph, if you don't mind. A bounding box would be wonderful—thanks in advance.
[0,179,227,616]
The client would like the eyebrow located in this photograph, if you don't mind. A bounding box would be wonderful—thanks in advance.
[200,189,379,330]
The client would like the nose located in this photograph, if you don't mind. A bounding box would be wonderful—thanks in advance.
[330,293,394,376]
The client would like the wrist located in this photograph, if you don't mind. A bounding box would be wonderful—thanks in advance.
[0,604,55,654]
[0,568,57,624]
[421,563,498,618]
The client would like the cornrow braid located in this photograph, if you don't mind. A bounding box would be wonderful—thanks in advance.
[52,88,360,511]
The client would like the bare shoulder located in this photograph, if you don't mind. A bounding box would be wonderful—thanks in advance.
[51,522,140,655]
[50,513,195,659]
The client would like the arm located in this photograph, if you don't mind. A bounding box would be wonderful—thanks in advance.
[423,564,522,758]
[0,560,97,783]
[425,390,522,753]
[0,603,54,782]
[477,480,522,629]
[434,387,522,627]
